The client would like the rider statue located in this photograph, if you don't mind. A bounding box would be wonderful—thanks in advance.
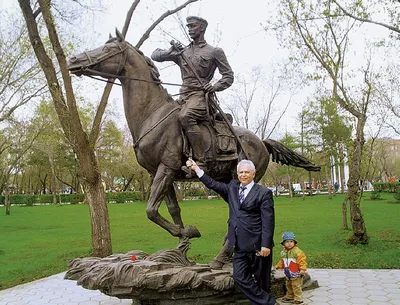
[151,16,234,169]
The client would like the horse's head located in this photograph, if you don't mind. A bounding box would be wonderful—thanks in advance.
[68,29,129,78]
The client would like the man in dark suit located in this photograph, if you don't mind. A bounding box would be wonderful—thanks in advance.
[189,159,279,305]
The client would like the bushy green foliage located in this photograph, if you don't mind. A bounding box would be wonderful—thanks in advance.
[370,191,381,200]
[372,182,400,193]
[2,192,142,205]
[106,191,142,203]
[393,187,400,202]
[183,188,207,198]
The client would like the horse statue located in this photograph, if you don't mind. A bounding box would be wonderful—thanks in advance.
[67,30,320,246]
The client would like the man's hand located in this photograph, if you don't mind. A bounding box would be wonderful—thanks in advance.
[203,83,215,93]
[186,158,199,171]
[259,247,271,257]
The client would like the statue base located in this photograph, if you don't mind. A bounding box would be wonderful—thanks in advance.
[64,250,319,305]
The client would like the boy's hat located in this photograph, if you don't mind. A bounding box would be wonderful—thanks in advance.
[281,232,297,245]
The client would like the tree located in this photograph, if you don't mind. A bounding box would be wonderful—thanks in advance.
[0,119,42,214]
[0,10,46,123]
[18,0,198,257]
[223,64,296,139]
[331,0,400,136]
[269,0,381,244]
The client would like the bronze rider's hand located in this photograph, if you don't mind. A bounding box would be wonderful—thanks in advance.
[203,82,215,93]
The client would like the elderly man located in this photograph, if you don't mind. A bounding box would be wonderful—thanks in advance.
[189,159,279,305]
[151,16,234,167]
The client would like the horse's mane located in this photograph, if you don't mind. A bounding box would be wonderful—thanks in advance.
[107,37,174,103]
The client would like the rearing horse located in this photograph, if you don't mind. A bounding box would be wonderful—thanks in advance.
[68,30,320,242]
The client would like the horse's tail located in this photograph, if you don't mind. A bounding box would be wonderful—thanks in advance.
[263,139,321,172]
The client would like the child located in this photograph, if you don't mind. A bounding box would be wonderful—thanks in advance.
[275,232,307,304]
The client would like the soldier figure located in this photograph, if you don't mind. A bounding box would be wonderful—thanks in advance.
[151,16,234,167]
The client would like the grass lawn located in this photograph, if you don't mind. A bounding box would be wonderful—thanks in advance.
[0,192,399,290]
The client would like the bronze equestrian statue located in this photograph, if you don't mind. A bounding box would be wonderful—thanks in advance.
[151,16,234,171]
[67,28,320,258]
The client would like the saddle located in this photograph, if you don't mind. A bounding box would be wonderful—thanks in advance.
[181,114,239,164]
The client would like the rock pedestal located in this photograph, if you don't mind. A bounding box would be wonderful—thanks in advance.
[65,250,318,305]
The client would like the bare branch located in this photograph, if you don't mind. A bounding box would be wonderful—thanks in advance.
[122,0,141,37]
[135,0,199,49]
[332,0,400,34]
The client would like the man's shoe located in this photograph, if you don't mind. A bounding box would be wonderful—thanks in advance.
[292,301,304,304]
[282,297,294,303]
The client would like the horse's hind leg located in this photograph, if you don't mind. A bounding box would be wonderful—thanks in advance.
[146,163,200,239]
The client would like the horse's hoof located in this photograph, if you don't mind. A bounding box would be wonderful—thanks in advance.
[181,225,201,238]
[208,259,224,270]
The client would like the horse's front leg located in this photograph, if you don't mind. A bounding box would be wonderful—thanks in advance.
[146,163,200,239]
[164,184,201,249]
[164,184,184,228]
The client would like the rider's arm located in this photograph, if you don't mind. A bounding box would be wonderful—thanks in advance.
[151,46,179,63]
[213,47,234,92]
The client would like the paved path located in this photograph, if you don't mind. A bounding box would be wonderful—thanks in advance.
[0,269,399,305]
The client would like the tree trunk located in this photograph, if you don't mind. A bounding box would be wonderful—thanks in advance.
[287,168,293,201]
[49,157,57,204]
[338,145,346,194]
[123,175,134,191]
[84,178,112,257]
[5,185,10,215]
[334,153,340,194]
[308,171,313,196]
[342,197,348,230]
[347,116,368,244]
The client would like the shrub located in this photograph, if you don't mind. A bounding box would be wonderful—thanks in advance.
[25,195,37,206]
[372,181,400,193]
[106,191,142,203]
[370,191,381,200]
[394,187,400,202]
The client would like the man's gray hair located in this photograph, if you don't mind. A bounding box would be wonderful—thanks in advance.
[237,160,256,174]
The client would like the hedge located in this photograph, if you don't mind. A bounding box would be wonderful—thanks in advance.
[372,182,400,193]
[0,191,142,205]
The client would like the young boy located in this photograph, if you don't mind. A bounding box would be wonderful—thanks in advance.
[275,232,307,304]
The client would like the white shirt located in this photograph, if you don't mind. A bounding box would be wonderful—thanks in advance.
[239,181,254,199]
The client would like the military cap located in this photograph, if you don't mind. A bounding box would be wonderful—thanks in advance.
[186,16,208,29]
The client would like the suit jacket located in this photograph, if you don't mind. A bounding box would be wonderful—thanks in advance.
[200,173,275,252]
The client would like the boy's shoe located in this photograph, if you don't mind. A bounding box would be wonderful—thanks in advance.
[292,301,304,304]
[281,297,294,303]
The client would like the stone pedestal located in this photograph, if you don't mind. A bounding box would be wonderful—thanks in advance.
[65,250,318,305]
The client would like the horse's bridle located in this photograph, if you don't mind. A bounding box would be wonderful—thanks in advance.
[74,40,202,93]
[79,40,128,78]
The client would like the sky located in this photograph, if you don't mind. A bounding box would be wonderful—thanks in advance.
[1,0,297,137]
[90,0,295,137]
[1,0,398,139]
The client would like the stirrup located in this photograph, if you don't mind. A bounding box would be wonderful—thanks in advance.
[181,165,193,178]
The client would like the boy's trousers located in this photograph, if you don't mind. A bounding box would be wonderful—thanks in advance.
[285,276,303,302]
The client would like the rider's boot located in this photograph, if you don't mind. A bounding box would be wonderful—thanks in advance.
[181,130,206,177]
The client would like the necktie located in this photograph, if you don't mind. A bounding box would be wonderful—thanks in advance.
[239,186,247,204]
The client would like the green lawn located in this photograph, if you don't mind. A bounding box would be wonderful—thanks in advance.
[0,193,399,290]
